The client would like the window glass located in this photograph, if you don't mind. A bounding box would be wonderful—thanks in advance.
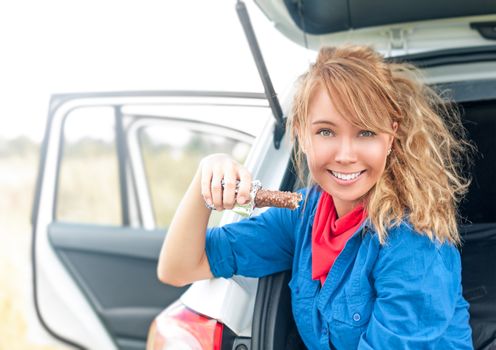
[139,123,252,228]
[56,107,121,225]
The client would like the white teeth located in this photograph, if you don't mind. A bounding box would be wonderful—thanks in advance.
[331,170,362,181]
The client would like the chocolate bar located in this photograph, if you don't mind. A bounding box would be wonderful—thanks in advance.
[254,189,302,209]
[204,180,302,217]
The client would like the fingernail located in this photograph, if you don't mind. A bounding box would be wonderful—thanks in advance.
[206,199,213,207]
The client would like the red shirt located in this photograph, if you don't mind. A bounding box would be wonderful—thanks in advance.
[312,192,367,285]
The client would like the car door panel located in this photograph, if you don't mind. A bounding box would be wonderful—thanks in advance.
[48,223,187,348]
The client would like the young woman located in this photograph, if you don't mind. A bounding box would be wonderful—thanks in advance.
[157,45,474,349]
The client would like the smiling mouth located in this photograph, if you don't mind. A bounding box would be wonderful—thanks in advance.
[329,170,366,181]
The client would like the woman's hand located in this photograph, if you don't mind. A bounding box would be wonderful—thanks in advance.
[200,154,253,211]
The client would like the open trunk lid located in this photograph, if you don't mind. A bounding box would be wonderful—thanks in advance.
[254,0,496,55]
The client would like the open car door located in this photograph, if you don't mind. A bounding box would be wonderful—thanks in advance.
[31,91,270,350]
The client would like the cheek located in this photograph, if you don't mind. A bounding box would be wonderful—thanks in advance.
[305,150,319,173]
[304,148,328,182]
[304,139,324,163]
[309,138,335,160]
[358,143,388,173]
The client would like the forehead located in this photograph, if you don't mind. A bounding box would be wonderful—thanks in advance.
[307,86,356,126]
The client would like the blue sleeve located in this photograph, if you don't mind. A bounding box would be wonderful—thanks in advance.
[205,189,306,278]
[358,226,472,349]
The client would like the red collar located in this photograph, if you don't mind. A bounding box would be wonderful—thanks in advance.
[311,191,367,284]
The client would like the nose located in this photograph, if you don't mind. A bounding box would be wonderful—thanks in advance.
[335,138,357,164]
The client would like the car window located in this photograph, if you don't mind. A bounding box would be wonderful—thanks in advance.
[54,96,270,229]
[56,106,121,225]
[138,122,252,228]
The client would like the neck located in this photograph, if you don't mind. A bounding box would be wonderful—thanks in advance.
[335,202,354,218]
[333,198,365,218]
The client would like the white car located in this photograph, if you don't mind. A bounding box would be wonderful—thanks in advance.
[32,1,496,349]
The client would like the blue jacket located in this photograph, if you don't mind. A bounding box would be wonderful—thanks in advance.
[205,187,473,349]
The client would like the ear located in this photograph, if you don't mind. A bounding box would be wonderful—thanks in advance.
[392,121,398,133]
[389,122,398,148]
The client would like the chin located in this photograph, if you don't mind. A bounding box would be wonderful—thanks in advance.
[329,188,368,202]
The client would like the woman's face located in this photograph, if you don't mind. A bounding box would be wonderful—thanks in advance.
[303,86,396,217]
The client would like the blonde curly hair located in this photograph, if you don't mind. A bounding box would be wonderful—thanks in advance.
[288,45,474,245]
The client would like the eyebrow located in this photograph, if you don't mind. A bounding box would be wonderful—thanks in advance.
[311,120,337,126]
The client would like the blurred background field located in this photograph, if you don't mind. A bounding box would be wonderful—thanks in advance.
[0,134,232,348]
[0,137,66,349]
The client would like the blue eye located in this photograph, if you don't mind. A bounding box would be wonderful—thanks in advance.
[318,129,333,137]
[359,130,376,137]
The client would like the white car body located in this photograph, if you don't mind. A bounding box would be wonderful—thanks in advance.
[30,0,496,349]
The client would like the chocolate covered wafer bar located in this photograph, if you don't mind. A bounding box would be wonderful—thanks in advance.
[254,189,302,209]
[204,180,302,217]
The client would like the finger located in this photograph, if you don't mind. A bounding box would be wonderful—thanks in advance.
[200,166,214,208]
[236,167,252,205]
[222,165,238,210]
[211,167,224,210]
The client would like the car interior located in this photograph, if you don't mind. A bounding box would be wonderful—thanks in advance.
[249,79,496,350]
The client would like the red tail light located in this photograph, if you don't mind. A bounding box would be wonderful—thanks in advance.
[147,300,223,350]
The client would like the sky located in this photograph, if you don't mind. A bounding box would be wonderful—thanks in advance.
[0,0,314,142]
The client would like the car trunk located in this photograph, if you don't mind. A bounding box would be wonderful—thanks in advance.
[240,1,496,348]
[251,79,496,349]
